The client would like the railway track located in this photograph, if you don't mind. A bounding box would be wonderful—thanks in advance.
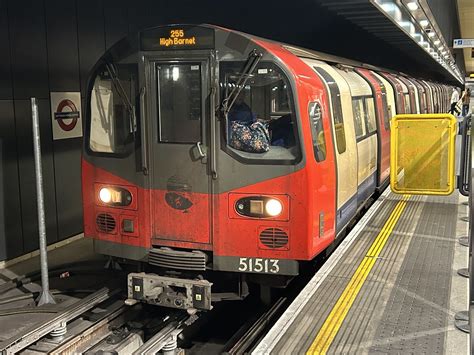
[224,297,287,354]
[0,286,197,354]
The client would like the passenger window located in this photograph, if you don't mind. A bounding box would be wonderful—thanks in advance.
[365,98,377,134]
[308,102,326,162]
[89,63,138,154]
[352,98,366,139]
[157,63,202,143]
[219,61,301,162]
[404,94,411,113]
[381,94,390,130]
[312,67,346,154]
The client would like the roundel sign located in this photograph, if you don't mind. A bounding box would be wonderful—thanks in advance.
[50,92,83,140]
[55,99,79,131]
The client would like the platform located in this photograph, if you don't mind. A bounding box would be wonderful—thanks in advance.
[253,189,469,354]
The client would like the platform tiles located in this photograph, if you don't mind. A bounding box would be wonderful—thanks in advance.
[253,189,469,354]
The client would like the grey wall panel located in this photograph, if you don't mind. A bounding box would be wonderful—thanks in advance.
[53,138,83,241]
[427,0,459,43]
[45,0,80,92]
[0,0,13,100]
[14,99,58,252]
[77,0,105,98]
[104,0,129,49]
[8,0,49,99]
[0,100,23,260]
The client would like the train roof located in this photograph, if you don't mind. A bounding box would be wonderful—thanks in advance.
[104,23,447,86]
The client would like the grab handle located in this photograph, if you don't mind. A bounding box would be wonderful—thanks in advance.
[140,86,148,175]
[196,141,206,158]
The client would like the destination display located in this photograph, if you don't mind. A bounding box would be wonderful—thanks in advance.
[141,26,215,51]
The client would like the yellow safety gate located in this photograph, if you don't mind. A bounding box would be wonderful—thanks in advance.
[390,114,457,195]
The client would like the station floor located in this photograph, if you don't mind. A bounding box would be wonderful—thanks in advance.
[253,189,469,355]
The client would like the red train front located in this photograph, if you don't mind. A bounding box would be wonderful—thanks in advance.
[82,24,449,311]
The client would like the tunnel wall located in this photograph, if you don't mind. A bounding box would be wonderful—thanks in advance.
[0,0,462,260]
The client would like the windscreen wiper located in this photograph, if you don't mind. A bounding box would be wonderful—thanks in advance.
[221,49,262,117]
[105,62,137,133]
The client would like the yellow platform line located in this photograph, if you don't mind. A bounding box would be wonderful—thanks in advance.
[307,194,410,355]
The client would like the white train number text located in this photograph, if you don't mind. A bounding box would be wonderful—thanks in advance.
[238,258,280,273]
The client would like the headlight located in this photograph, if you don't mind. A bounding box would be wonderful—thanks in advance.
[99,188,112,203]
[265,199,283,216]
[98,186,132,206]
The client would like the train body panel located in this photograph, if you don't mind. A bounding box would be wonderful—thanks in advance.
[380,72,406,114]
[307,59,358,234]
[356,68,390,188]
[337,68,378,204]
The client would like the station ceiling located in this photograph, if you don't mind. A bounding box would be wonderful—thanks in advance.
[318,0,463,85]
[457,0,474,76]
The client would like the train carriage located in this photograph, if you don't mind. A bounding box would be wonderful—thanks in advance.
[82,24,451,311]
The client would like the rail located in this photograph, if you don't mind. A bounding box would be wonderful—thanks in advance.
[132,312,191,354]
[226,297,287,354]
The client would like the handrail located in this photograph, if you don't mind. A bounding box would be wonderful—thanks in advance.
[459,114,472,196]
[469,114,474,352]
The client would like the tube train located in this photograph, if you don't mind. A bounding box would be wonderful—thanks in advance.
[82,24,452,310]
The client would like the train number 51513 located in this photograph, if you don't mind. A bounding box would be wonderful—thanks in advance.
[238,258,280,273]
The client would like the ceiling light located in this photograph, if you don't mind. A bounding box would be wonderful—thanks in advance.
[428,31,435,37]
[434,40,441,46]
[420,19,429,27]
[381,3,398,13]
[406,2,418,11]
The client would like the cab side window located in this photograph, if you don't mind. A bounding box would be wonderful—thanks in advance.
[219,61,301,163]
[308,102,326,162]
[89,63,138,155]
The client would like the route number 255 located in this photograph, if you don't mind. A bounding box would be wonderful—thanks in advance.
[238,258,280,273]
[170,29,184,38]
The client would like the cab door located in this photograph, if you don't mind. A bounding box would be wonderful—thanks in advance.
[146,55,212,246]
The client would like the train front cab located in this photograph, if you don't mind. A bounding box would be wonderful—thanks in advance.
[82,25,339,310]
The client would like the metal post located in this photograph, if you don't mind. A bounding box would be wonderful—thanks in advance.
[470,120,474,355]
[31,98,55,306]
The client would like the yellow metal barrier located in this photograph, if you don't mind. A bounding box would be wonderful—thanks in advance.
[390,114,457,195]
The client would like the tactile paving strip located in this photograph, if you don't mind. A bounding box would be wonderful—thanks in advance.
[367,195,458,354]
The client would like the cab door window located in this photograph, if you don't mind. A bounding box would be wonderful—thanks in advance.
[157,63,202,143]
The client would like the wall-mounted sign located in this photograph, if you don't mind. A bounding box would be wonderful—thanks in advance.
[50,92,83,140]
[453,39,474,48]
